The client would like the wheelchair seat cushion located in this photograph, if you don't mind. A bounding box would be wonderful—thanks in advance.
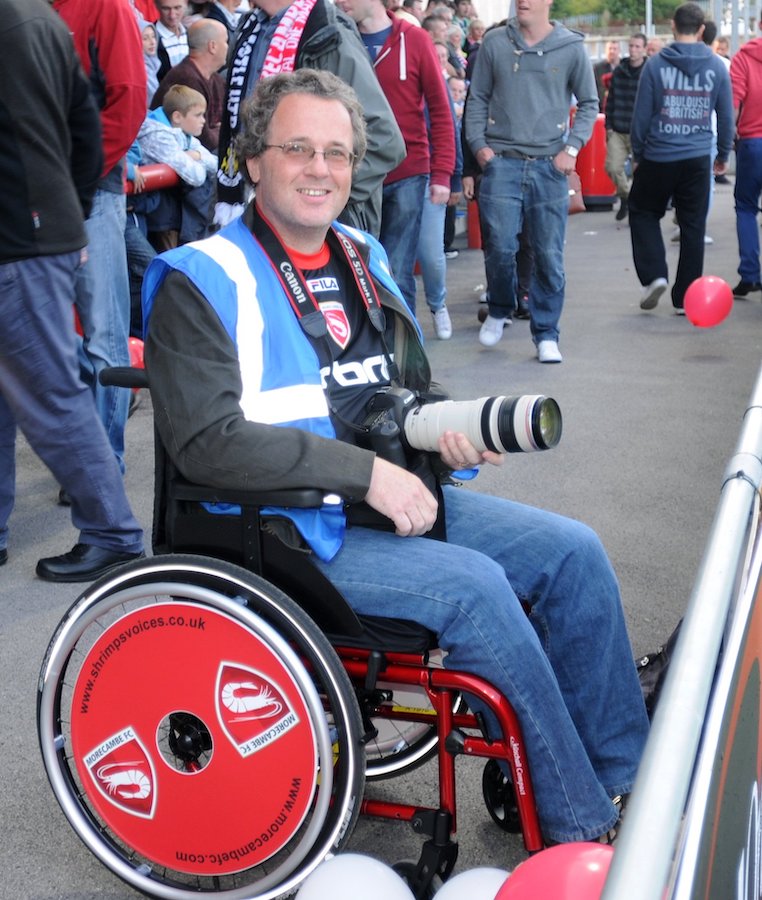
[328,614,437,654]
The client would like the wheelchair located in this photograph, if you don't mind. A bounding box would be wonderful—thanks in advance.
[37,368,544,900]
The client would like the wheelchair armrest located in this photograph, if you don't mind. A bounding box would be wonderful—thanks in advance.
[99,367,149,390]
[170,477,329,510]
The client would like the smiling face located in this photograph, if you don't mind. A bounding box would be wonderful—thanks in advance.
[245,93,354,253]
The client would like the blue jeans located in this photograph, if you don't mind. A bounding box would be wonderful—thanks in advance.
[0,252,143,554]
[75,189,132,472]
[478,156,569,343]
[125,212,157,338]
[416,189,447,314]
[735,138,762,283]
[380,174,428,314]
[314,487,649,842]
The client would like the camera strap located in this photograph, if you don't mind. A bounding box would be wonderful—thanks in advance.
[248,205,400,383]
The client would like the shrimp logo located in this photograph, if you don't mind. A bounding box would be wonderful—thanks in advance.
[216,663,300,758]
[84,727,156,818]
[319,301,351,350]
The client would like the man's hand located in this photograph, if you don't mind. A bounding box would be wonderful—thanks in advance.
[462,175,475,201]
[552,148,577,176]
[448,190,463,206]
[365,457,439,537]
[430,183,451,205]
[438,430,504,470]
[714,159,729,177]
[475,147,495,170]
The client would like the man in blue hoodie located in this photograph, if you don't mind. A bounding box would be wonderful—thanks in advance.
[629,2,732,313]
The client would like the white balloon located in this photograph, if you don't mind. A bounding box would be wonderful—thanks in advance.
[433,867,511,900]
[297,853,416,900]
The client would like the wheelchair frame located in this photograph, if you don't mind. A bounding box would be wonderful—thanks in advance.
[37,369,544,899]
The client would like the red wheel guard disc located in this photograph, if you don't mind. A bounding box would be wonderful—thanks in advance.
[71,601,317,875]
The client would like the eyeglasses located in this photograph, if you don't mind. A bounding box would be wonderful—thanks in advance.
[264,142,356,170]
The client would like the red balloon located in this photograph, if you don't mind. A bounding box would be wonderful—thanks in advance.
[683,276,733,328]
[495,843,614,900]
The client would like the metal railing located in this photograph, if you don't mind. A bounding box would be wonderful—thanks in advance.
[602,362,762,898]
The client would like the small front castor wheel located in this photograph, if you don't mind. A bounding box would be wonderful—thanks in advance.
[392,860,443,900]
[482,758,522,833]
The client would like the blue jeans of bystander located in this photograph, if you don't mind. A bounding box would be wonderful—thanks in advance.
[416,186,447,314]
[478,156,569,343]
[314,486,649,843]
[0,252,144,554]
[735,138,762,284]
[75,188,131,472]
[380,174,428,315]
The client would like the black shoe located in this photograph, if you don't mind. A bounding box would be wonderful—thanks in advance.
[57,488,71,507]
[128,391,142,418]
[36,543,145,583]
[0,547,7,566]
[715,174,731,185]
[515,295,530,319]
[615,197,629,221]
[733,280,762,298]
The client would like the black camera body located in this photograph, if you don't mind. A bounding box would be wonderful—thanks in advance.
[359,387,420,467]
[358,386,562,465]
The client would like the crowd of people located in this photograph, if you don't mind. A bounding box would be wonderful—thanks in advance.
[1,0,759,856]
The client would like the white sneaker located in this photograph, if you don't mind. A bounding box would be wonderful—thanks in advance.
[704,234,714,245]
[479,291,488,304]
[670,228,681,243]
[479,315,507,347]
[537,340,563,363]
[640,277,668,310]
[433,306,452,340]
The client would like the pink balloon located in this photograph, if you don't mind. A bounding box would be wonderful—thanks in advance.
[495,843,614,900]
[684,276,733,328]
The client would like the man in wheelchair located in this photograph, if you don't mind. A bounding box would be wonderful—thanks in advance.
[141,68,649,845]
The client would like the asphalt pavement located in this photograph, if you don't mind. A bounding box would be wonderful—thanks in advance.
[2,183,761,899]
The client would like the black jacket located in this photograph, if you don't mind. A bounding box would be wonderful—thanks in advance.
[605,57,646,135]
[0,0,102,263]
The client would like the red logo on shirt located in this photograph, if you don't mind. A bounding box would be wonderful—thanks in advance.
[320,301,351,350]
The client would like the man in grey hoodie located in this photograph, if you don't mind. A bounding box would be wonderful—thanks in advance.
[464,0,597,363]
[629,2,732,313]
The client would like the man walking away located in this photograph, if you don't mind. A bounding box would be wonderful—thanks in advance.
[629,2,732,314]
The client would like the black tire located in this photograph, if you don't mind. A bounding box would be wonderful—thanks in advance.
[482,758,521,833]
[38,554,365,899]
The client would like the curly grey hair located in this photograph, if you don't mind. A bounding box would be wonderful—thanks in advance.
[234,69,367,179]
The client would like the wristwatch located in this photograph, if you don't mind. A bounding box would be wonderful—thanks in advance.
[564,145,579,158]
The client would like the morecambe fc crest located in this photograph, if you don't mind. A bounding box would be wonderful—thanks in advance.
[319,301,351,350]
[215,662,300,758]
[84,726,156,819]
